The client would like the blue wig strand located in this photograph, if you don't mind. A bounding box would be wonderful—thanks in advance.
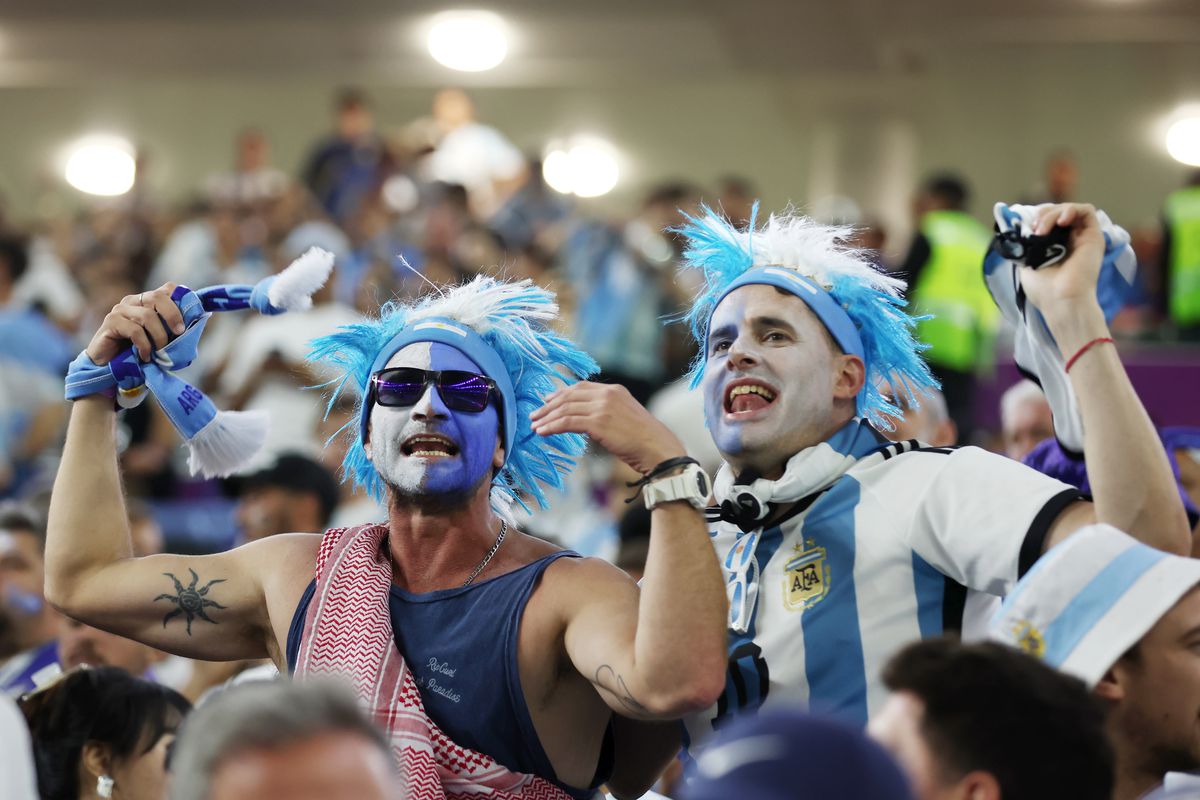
[675,204,937,429]
[308,277,599,514]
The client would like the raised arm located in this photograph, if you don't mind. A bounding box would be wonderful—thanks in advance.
[531,382,728,719]
[45,285,314,665]
[1026,204,1191,555]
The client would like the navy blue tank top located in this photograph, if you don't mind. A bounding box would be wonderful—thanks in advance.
[287,550,612,799]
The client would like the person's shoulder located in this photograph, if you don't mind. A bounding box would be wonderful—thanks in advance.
[540,551,636,592]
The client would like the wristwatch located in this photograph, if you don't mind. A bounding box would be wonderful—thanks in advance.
[643,463,712,511]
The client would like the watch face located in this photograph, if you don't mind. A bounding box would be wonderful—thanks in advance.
[696,469,710,496]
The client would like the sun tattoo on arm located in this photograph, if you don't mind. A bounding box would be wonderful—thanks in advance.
[153,568,227,635]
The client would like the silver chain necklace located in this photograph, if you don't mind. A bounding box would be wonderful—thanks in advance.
[461,520,508,587]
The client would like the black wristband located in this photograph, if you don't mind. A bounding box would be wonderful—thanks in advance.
[624,456,700,504]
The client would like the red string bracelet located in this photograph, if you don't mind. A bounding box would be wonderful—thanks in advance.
[1065,337,1114,373]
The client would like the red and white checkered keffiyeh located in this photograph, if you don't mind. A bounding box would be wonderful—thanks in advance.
[293,523,573,800]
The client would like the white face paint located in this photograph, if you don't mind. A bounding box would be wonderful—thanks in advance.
[701,284,842,478]
[366,342,502,500]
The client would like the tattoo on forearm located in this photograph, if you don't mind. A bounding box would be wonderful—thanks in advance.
[153,568,227,635]
[594,664,651,716]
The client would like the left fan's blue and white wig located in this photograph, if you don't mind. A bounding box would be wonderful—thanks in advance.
[308,276,599,515]
[677,204,937,429]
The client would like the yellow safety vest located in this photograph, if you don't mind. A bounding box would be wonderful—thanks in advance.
[1165,186,1200,327]
[911,210,997,372]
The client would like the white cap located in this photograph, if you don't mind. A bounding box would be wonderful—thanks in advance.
[988,524,1200,687]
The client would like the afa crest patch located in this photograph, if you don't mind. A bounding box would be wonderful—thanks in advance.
[783,541,829,612]
[1010,620,1046,658]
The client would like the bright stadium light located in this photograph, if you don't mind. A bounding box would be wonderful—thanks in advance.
[63,136,137,196]
[541,138,620,198]
[1166,116,1200,167]
[427,11,508,72]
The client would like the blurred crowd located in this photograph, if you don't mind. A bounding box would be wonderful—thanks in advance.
[2,86,1200,800]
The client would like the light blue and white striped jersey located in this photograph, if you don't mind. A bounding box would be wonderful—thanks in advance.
[683,420,1080,751]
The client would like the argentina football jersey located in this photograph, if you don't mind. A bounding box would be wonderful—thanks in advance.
[683,419,1081,752]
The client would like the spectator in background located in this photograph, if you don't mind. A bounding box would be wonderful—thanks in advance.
[881,384,957,447]
[899,174,997,441]
[146,202,269,293]
[566,182,700,405]
[205,128,290,209]
[870,638,1112,800]
[301,89,383,225]
[0,236,72,495]
[999,379,1054,462]
[169,680,397,800]
[1159,169,1200,340]
[57,618,165,679]
[989,524,1200,800]
[489,158,574,251]
[715,175,757,229]
[1023,149,1079,206]
[422,88,526,217]
[680,707,913,800]
[20,666,190,800]
[234,454,340,542]
[0,504,61,695]
[214,262,361,470]
[313,396,386,529]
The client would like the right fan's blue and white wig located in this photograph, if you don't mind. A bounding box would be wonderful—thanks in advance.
[677,205,937,429]
[309,277,599,515]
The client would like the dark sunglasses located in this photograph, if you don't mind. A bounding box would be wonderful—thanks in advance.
[371,368,497,413]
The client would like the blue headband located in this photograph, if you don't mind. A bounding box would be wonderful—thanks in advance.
[359,316,517,464]
[712,267,865,359]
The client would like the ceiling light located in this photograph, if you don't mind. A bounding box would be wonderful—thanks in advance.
[1166,116,1200,167]
[542,138,620,198]
[427,11,508,72]
[63,136,137,196]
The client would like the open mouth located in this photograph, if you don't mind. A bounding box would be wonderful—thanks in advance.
[724,381,778,414]
[401,434,460,458]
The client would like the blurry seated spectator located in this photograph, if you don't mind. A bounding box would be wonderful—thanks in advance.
[422,88,526,217]
[614,504,651,583]
[11,235,85,329]
[647,378,723,477]
[715,175,756,229]
[205,128,290,209]
[990,524,1200,800]
[214,273,361,470]
[489,159,573,251]
[565,182,700,404]
[20,666,190,800]
[0,236,72,494]
[126,499,165,559]
[0,504,61,695]
[146,203,269,293]
[301,89,383,225]
[1000,379,1054,461]
[680,707,913,800]
[313,397,386,529]
[1022,149,1079,206]
[169,679,397,800]
[1021,431,1200,547]
[881,385,957,447]
[234,454,340,542]
[57,618,165,679]
[870,638,1112,800]
[0,693,37,800]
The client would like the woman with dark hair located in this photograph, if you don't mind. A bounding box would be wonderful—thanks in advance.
[19,666,191,800]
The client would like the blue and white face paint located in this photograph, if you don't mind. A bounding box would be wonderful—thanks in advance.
[701,285,842,477]
[366,342,502,499]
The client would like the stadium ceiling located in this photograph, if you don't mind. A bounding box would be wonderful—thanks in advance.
[0,0,1198,86]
